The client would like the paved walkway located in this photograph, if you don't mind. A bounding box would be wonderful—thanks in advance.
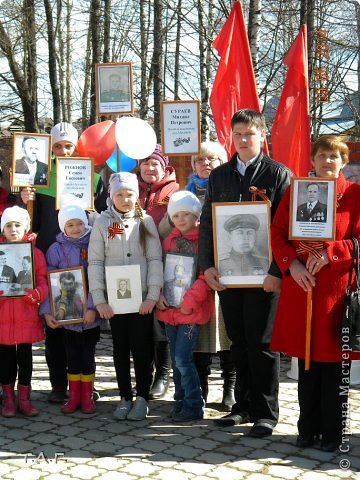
[0,332,359,480]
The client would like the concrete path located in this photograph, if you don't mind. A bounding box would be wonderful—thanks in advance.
[0,332,359,479]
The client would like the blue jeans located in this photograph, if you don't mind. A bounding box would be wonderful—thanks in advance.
[165,324,203,413]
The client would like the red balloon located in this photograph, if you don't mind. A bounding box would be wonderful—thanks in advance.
[77,120,116,166]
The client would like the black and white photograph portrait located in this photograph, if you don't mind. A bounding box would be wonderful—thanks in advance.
[290,178,336,241]
[106,265,142,314]
[213,202,271,287]
[117,278,132,299]
[163,253,197,307]
[0,242,34,296]
[296,182,328,223]
[48,267,86,325]
[95,62,133,115]
[12,132,51,187]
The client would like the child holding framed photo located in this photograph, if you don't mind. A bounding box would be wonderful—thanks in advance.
[157,191,212,422]
[0,206,48,418]
[88,172,163,421]
[40,204,101,414]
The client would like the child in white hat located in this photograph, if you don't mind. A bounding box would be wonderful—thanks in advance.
[156,191,212,422]
[88,172,163,421]
[39,204,101,415]
[0,206,49,418]
[20,122,107,405]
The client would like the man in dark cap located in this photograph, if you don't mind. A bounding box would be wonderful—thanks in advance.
[199,109,291,438]
[219,214,268,277]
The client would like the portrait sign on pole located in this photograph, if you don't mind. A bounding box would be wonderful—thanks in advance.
[12,132,51,188]
[95,62,133,116]
[55,157,94,211]
[160,100,200,156]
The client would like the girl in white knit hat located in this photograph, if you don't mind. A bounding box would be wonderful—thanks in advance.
[0,206,48,418]
[39,204,101,415]
[88,172,163,421]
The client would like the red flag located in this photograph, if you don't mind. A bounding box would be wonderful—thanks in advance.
[210,1,265,158]
[271,25,311,177]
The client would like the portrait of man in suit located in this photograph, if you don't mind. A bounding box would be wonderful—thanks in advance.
[296,182,327,223]
[117,279,132,299]
[0,250,17,284]
[15,136,48,185]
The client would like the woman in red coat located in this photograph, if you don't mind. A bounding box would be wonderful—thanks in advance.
[270,136,360,452]
[137,144,179,399]
[0,207,48,418]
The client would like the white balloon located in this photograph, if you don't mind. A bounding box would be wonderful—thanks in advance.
[115,117,157,160]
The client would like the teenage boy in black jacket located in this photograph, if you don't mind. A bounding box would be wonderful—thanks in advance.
[199,109,291,438]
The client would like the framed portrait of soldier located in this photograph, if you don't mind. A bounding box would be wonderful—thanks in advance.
[105,264,142,314]
[212,202,271,288]
[55,157,94,210]
[289,178,336,241]
[163,252,198,307]
[48,267,86,325]
[0,242,34,297]
[95,62,133,115]
[12,132,51,188]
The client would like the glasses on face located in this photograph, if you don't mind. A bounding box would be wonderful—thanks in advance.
[195,156,219,165]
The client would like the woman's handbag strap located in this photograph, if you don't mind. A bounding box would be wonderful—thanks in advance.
[347,237,360,292]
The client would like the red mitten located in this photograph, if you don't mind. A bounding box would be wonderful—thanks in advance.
[24,288,41,305]
[0,290,4,296]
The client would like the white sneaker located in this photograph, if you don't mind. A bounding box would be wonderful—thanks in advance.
[114,398,132,420]
[127,396,149,421]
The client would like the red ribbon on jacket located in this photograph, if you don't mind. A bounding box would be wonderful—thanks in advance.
[108,222,125,239]
[80,248,88,261]
[153,195,170,207]
[248,186,271,205]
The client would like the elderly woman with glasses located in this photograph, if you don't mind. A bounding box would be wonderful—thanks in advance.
[186,141,236,411]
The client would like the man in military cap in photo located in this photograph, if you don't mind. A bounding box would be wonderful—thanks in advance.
[101,73,130,103]
[219,214,268,277]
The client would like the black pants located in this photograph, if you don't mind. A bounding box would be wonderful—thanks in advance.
[0,343,32,385]
[45,326,68,388]
[218,288,280,425]
[298,359,349,443]
[110,312,153,401]
[193,350,236,379]
[63,327,100,375]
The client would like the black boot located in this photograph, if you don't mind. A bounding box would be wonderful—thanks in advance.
[149,341,171,399]
[219,350,236,411]
[193,352,212,405]
[221,377,235,411]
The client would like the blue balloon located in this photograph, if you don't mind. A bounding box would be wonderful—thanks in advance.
[106,148,137,172]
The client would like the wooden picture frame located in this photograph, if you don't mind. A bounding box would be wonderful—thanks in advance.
[12,132,51,188]
[105,264,142,314]
[95,62,133,116]
[212,202,272,288]
[48,267,86,325]
[55,157,94,210]
[160,100,200,156]
[289,178,336,241]
[163,252,198,308]
[0,242,34,297]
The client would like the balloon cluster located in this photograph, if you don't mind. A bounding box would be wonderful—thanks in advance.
[76,117,157,172]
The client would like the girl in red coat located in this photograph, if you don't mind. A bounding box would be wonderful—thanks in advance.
[157,191,212,422]
[0,206,48,417]
[270,136,360,452]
